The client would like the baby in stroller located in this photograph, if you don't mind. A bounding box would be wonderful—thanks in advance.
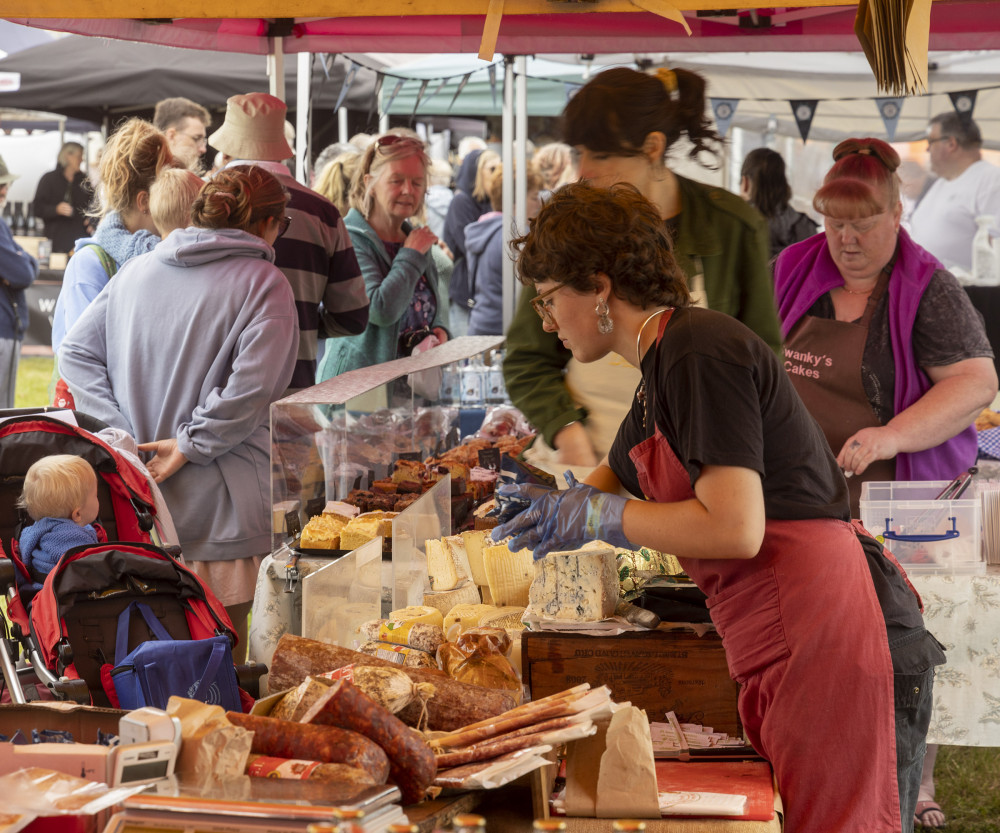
[17,454,101,584]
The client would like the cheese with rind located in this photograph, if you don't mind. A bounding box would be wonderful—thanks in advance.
[423,582,481,617]
[443,603,498,638]
[483,543,534,607]
[527,546,619,621]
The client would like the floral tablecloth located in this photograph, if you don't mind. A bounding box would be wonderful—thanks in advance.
[909,566,1000,746]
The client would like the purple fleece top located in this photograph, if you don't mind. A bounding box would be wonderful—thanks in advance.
[773,227,977,481]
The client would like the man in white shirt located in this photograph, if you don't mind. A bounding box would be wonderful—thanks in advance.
[910,112,1000,272]
[153,97,212,173]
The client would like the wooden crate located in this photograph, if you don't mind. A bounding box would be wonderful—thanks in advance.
[522,626,741,737]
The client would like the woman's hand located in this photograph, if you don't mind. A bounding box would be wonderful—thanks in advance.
[432,326,449,344]
[838,426,901,477]
[137,438,189,484]
[553,421,599,467]
[56,201,74,217]
[403,226,438,255]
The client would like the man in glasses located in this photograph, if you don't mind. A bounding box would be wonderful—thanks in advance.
[153,97,212,173]
[910,111,1000,273]
[209,92,368,394]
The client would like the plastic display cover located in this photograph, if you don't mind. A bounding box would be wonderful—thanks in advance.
[301,537,383,648]
[391,475,452,612]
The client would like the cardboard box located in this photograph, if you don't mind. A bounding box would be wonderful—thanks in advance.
[522,627,741,738]
[0,702,124,742]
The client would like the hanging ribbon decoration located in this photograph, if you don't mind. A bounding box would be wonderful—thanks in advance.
[948,89,978,127]
[449,73,473,112]
[368,72,385,122]
[876,97,904,141]
[790,100,818,144]
[709,98,739,139]
[409,79,430,125]
[334,61,360,112]
[384,78,406,115]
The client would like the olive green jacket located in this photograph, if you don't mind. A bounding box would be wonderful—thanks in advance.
[503,174,782,446]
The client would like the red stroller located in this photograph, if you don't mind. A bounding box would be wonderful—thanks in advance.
[0,410,253,708]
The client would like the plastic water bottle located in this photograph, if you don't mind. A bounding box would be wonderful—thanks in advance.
[972,215,999,286]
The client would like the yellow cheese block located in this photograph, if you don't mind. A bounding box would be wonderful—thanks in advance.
[425,537,461,591]
[483,543,534,607]
[387,604,445,630]
[423,582,481,617]
[460,529,491,586]
[443,602,499,639]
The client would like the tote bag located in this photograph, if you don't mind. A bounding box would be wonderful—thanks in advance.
[110,601,241,711]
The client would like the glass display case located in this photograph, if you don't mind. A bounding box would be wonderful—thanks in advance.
[270,335,505,555]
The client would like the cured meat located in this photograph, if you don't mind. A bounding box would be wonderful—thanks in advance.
[246,754,376,785]
[302,679,437,805]
[225,711,390,783]
[434,729,553,768]
[269,634,517,731]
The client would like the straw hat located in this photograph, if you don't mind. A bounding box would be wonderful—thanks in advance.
[208,92,293,162]
[0,155,20,186]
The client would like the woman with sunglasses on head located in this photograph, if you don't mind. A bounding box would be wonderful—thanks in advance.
[59,165,299,651]
[495,181,942,833]
[503,66,782,482]
[317,133,449,382]
[774,138,997,832]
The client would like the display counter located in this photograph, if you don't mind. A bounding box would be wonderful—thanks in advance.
[910,565,1000,747]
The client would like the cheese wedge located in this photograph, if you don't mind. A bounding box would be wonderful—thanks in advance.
[387,604,445,630]
[423,582,481,617]
[425,538,461,591]
[460,529,491,586]
[443,602,498,638]
[483,543,534,607]
[527,545,619,621]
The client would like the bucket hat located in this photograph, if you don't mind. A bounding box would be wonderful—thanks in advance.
[0,155,19,186]
[208,92,293,162]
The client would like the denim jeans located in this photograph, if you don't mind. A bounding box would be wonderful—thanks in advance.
[892,628,940,833]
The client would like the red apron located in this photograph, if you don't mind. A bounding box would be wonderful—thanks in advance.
[629,316,900,833]
[782,271,895,517]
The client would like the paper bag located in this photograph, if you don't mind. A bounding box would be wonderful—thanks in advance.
[167,696,253,783]
[563,714,612,816]
[595,706,661,818]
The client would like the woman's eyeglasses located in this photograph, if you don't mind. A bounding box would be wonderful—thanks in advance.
[276,216,292,239]
[530,284,566,327]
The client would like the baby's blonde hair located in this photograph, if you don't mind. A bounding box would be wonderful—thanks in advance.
[150,168,204,237]
[18,455,97,521]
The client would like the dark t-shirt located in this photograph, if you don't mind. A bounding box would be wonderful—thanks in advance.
[608,306,850,521]
[806,268,993,425]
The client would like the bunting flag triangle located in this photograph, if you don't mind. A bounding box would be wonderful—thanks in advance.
[790,100,818,144]
[488,64,498,108]
[334,61,360,112]
[875,97,904,141]
[425,78,449,104]
[321,53,336,81]
[948,89,978,127]
[709,98,739,139]
[449,72,473,112]
[384,78,406,115]
[411,79,430,121]
[368,72,385,122]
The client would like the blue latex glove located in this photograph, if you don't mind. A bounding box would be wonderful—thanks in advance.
[491,472,633,559]
[489,480,559,525]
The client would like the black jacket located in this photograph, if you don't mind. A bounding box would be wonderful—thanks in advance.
[33,167,93,253]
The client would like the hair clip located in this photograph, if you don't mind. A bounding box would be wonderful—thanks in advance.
[654,67,678,99]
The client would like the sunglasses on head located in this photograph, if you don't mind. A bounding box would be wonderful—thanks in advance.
[376,134,424,151]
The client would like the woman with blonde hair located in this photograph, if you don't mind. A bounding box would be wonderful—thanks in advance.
[532,142,577,194]
[51,119,174,358]
[313,148,362,217]
[317,134,448,381]
[59,165,299,650]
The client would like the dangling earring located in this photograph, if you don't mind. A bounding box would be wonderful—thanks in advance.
[595,297,614,335]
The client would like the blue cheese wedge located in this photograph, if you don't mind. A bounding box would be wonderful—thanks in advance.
[527,545,619,621]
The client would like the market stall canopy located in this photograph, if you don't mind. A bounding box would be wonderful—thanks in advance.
[0,34,376,126]
[7,1,1000,58]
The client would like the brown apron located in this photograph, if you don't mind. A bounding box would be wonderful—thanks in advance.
[783,270,895,516]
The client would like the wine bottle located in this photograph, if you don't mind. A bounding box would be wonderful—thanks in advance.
[26,201,37,236]
[12,201,25,235]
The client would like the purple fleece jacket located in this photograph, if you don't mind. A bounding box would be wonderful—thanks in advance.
[773,226,977,481]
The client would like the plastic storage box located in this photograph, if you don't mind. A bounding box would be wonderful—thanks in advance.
[860,480,984,574]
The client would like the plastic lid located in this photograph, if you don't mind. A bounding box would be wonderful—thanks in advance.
[613,822,648,832]
[454,815,487,829]
[533,821,567,832]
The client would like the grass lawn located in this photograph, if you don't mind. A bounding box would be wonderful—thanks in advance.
[15,354,55,409]
[11,351,1000,825]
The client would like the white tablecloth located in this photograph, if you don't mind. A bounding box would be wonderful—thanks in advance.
[909,566,1000,746]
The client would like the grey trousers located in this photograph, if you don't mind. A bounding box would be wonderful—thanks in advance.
[0,338,20,409]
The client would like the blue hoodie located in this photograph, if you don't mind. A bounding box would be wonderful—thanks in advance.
[442,150,492,307]
[59,227,298,563]
[464,212,504,336]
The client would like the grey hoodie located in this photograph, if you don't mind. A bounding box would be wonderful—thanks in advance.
[59,227,299,563]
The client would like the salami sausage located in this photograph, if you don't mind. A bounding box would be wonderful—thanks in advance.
[225,711,390,783]
[434,729,552,768]
[302,680,437,805]
[246,754,376,785]
[269,634,517,731]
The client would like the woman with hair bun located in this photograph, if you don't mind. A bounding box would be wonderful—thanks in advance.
[503,66,782,480]
[59,165,299,649]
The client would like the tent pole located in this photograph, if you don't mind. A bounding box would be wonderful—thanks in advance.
[515,55,527,244]
[269,39,286,101]
[296,51,310,184]
[501,56,515,335]
[338,107,348,143]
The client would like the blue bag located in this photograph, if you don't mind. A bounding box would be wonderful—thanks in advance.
[111,601,241,711]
